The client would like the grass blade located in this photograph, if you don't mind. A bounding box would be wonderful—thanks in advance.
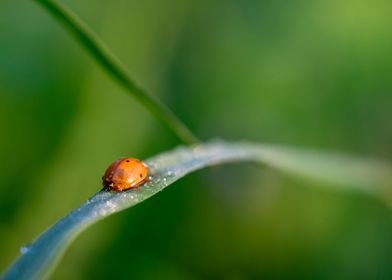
[33,0,199,144]
[3,140,392,280]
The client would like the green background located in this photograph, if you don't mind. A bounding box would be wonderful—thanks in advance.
[1,0,392,279]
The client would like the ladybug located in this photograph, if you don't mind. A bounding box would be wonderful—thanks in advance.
[102,158,148,191]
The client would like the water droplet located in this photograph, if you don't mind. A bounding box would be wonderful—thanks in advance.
[20,243,32,254]
[105,201,114,208]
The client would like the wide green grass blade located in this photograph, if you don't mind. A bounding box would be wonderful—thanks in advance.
[3,140,392,280]
[33,0,199,144]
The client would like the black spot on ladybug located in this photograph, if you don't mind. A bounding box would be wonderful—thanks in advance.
[139,173,143,178]
[126,160,130,162]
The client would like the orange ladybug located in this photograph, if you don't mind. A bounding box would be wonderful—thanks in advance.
[102,158,148,191]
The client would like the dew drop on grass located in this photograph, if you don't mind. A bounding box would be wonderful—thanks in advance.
[20,243,32,255]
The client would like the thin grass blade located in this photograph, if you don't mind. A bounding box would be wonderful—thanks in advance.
[33,0,199,144]
[3,140,392,280]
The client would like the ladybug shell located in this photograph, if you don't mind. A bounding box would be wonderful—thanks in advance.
[102,158,148,191]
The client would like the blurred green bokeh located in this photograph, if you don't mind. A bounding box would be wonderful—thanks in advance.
[1,0,392,279]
